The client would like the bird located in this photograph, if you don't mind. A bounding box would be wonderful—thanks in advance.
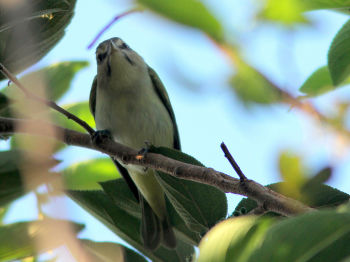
[89,37,180,250]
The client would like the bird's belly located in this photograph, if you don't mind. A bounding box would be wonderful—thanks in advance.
[95,89,174,150]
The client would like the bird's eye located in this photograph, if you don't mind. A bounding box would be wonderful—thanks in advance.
[120,43,129,49]
[97,52,107,63]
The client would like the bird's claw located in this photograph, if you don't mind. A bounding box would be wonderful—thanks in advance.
[92,129,112,145]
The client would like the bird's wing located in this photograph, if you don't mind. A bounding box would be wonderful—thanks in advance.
[148,66,181,150]
[89,76,97,118]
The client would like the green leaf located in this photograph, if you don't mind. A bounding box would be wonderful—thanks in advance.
[234,181,349,216]
[2,61,88,128]
[278,151,307,199]
[0,0,77,79]
[55,101,95,132]
[230,60,282,105]
[302,0,350,11]
[0,219,84,261]
[68,189,194,262]
[0,92,11,117]
[3,61,89,102]
[328,19,350,86]
[198,210,350,262]
[248,211,350,262]
[0,150,58,206]
[298,66,350,96]
[259,0,309,25]
[197,216,274,262]
[150,146,227,234]
[10,101,93,152]
[81,239,148,262]
[137,0,223,41]
[63,158,120,191]
[101,179,200,245]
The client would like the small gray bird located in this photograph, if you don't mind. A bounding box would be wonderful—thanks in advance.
[89,37,180,250]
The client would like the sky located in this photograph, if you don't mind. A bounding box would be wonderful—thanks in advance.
[2,0,350,258]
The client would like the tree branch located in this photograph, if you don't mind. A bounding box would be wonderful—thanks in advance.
[0,116,314,216]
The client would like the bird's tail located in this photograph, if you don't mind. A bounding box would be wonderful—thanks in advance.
[140,194,176,250]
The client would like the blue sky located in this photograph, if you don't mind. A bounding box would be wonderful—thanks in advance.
[2,0,350,256]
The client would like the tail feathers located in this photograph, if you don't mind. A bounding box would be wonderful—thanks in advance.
[140,195,177,250]
[141,195,161,250]
[161,215,177,249]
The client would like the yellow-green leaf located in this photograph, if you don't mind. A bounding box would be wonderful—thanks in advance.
[63,158,120,190]
[137,0,223,41]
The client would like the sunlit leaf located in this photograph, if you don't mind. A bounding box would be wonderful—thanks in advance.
[199,210,350,262]
[303,0,350,11]
[197,216,274,262]
[54,101,95,133]
[278,151,307,199]
[0,219,84,261]
[248,211,350,262]
[63,158,120,190]
[298,66,350,96]
[260,0,309,25]
[137,0,223,41]
[328,19,350,86]
[0,0,77,80]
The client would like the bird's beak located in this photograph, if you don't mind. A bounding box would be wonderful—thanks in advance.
[109,40,118,53]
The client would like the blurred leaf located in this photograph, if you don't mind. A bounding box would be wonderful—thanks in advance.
[63,158,120,191]
[6,61,90,151]
[302,167,332,188]
[0,92,11,117]
[234,181,349,216]
[0,150,58,206]
[299,66,350,97]
[81,239,147,262]
[150,146,227,234]
[197,216,274,262]
[55,101,95,132]
[230,60,282,105]
[303,0,350,10]
[328,19,350,86]
[248,210,350,262]
[278,151,307,199]
[137,0,223,41]
[199,210,350,262]
[3,61,89,102]
[68,188,194,262]
[0,0,77,80]
[0,218,84,261]
[260,0,309,25]
[0,205,10,225]
[2,61,88,122]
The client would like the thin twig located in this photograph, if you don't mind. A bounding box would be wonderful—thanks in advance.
[220,142,247,181]
[87,7,142,50]
[0,63,95,135]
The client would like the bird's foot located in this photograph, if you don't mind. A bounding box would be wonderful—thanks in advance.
[136,141,153,172]
[91,129,112,145]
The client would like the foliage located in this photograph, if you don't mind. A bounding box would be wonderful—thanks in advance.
[0,0,350,261]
